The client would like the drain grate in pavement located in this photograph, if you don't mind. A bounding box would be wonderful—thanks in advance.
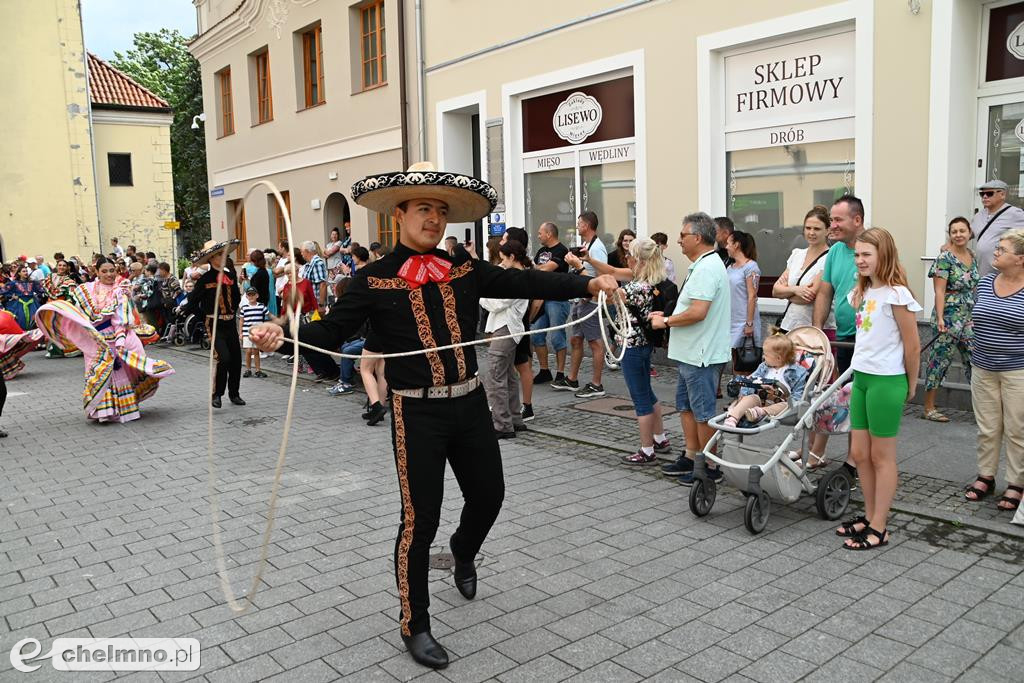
[573,396,677,417]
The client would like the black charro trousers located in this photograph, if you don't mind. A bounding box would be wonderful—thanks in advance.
[389,386,504,636]
[209,318,242,398]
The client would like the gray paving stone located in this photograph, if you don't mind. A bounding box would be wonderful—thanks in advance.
[802,655,882,683]
[677,645,752,683]
[563,660,642,683]
[496,654,579,683]
[263,658,342,683]
[493,627,570,663]
[719,624,789,661]
[441,621,512,658]
[323,635,401,676]
[550,633,625,670]
[879,660,954,682]
[740,650,817,683]
[442,648,517,683]
[842,633,915,672]
[874,614,944,648]
[206,653,284,683]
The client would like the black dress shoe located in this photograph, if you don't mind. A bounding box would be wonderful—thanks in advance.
[401,631,448,669]
[513,423,528,432]
[450,540,477,600]
[211,396,222,409]
[229,395,246,406]
[495,430,515,439]
[0,428,7,438]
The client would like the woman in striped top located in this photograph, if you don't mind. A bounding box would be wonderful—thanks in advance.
[965,229,1024,513]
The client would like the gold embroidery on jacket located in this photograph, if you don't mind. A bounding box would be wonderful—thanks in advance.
[409,288,446,385]
[367,276,411,290]
[438,283,466,381]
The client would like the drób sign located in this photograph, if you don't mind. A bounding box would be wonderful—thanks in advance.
[552,92,603,145]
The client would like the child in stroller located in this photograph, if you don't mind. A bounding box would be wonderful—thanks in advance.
[723,334,808,428]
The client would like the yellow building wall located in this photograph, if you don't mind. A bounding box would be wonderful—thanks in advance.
[93,117,177,260]
[0,0,101,261]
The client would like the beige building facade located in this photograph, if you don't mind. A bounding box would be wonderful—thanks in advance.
[419,0,1024,314]
[0,1,176,263]
[189,0,411,256]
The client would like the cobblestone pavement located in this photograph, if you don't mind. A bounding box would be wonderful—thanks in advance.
[2,346,1023,682]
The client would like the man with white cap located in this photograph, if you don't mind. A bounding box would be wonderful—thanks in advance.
[972,179,1024,276]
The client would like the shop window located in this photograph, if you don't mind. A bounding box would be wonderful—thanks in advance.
[270,190,291,244]
[581,161,637,243]
[300,24,325,108]
[359,0,387,90]
[251,48,273,124]
[108,153,133,186]
[726,139,854,294]
[377,212,398,249]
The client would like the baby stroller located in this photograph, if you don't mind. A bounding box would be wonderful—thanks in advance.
[688,326,854,534]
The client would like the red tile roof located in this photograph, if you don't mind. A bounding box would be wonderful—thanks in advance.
[87,53,171,111]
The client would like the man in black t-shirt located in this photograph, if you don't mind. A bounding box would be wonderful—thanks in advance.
[531,221,571,386]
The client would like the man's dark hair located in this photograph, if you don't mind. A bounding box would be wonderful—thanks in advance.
[396,200,409,212]
[158,261,171,272]
[714,216,735,233]
[650,232,668,246]
[540,222,559,238]
[146,251,156,260]
[145,263,158,274]
[578,211,599,231]
[352,246,370,262]
[833,193,865,220]
[505,226,529,248]
[445,236,458,243]
[369,242,382,252]
[54,252,65,261]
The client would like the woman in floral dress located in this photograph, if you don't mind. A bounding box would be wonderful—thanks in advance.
[922,217,979,422]
[44,260,78,358]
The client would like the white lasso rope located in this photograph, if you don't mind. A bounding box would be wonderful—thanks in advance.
[205,180,631,614]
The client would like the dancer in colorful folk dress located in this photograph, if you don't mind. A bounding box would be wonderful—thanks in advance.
[0,310,45,438]
[1,263,47,330]
[35,257,174,424]
[43,259,80,358]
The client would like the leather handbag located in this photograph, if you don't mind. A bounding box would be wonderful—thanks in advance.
[734,336,762,373]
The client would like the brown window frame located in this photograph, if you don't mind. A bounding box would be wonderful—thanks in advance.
[229,200,247,257]
[302,25,325,108]
[376,211,398,249]
[218,67,234,136]
[255,50,274,124]
[274,191,292,244]
[360,0,387,90]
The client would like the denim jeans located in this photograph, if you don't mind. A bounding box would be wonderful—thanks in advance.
[621,345,658,416]
[530,300,571,351]
[675,362,725,423]
[338,338,366,383]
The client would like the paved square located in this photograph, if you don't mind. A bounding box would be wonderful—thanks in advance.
[2,347,1022,681]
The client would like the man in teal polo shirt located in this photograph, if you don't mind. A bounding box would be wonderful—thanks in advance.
[814,194,865,374]
[650,211,731,485]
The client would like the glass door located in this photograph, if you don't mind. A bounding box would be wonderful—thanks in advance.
[978,96,1024,209]
[525,168,575,238]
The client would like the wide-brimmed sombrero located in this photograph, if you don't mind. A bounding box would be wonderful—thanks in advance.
[192,239,240,267]
[351,162,498,223]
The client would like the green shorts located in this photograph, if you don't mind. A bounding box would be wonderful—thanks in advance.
[849,371,908,437]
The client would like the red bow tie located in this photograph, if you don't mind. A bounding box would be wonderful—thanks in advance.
[398,254,453,288]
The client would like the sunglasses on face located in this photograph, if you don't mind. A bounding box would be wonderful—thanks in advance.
[980,190,1000,198]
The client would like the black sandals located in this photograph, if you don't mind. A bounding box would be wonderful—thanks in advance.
[997,485,1023,512]
[964,475,995,502]
[843,526,889,551]
[835,515,869,538]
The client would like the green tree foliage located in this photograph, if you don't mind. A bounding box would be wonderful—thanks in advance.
[111,29,210,255]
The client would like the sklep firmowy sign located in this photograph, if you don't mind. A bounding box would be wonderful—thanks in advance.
[552,92,603,145]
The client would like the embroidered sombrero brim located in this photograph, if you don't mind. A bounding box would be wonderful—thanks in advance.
[352,166,498,223]
[192,239,240,267]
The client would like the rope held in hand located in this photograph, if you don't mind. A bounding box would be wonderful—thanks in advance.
[205,180,631,613]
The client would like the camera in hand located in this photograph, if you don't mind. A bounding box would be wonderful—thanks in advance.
[569,246,586,257]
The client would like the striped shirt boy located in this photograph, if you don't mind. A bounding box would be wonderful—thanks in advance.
[239,300,269,337]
